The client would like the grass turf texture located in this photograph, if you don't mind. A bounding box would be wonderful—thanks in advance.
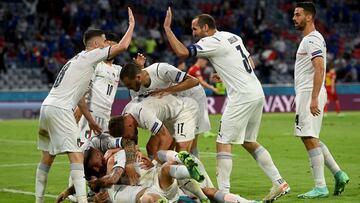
[0,112,359,202]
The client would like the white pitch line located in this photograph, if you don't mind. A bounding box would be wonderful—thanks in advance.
[0,162,67,168]
[0,188,57,198]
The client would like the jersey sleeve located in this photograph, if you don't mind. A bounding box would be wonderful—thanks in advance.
[124,102,163,135]
[187,37,221,58]
[305,36,325,60]
[84,46,111,65]
[157,63,187,83]
[112,150,126,170]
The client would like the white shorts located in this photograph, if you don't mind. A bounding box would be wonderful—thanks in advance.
[178,86,211,134]
[38,105,82,155]
[110,185,145,203]
[78,112,109,144]
[294,89,327,138]
[166,97,199,143]
[216,98,264,144]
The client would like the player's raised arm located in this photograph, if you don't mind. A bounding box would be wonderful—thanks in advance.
[108,7,135,59]
[163,7,190,60]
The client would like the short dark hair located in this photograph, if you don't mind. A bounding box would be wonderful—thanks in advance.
[83,29,105,46]
[194,14,216,29]
[105,32,120,43]
[108,115,125,138]
[296,2,316,19]
[120,62,142,81]
[83,147,98,181]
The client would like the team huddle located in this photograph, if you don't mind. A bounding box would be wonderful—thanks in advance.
[35,2,349,203]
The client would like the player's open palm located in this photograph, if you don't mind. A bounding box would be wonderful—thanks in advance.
[128,7,135,26]
[163,7,172,28]
[310,97,320,116]
[133,53,146,68]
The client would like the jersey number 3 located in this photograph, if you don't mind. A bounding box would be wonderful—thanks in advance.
[236,45,252,73]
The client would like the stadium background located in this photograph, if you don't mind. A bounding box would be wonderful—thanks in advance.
[0,0,359,202]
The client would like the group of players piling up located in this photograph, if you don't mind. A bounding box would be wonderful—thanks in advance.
[34,2,350,203]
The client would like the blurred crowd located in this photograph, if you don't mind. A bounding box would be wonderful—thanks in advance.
[0,0,360,87]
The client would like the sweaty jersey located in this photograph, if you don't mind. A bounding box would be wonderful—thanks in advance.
[294,30,326,93]
[87,61,122,118]
[187,31,264,105]
[122,95,186,135]
[42,47,111,110]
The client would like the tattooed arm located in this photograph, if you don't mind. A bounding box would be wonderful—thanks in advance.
[121,138,139,185]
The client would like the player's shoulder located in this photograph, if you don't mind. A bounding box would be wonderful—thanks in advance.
[304,31,325,43]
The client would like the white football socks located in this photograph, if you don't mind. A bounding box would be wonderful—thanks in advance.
[214,190,252,203]
[216,152,232,193]
[169,165,191,179]
[252,146,283,186]
[320,141,341,175]
[308,147,326,188]
[35,163,50,203]
[70,163,88,203]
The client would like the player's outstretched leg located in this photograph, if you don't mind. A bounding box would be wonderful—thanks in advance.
[202,187,263,203]
[244,143,290,202]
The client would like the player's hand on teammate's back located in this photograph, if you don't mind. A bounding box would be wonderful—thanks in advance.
[89,121,102,135]
[73,107,82,124]
[136,151,154,170]
[163,7,172,28]
[133,53,146,68]
[310,97,321,116]
[125,163,140,185]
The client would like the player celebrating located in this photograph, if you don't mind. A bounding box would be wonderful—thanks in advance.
[35,8,135,203]
[324,66,342,115]
[75,32,123,146]
[120,61,211,158]
[162,7,289,202]
[292,2,349,199]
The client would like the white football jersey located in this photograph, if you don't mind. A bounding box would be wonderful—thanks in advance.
[130,63,186,98]
[294,30,326,93]
[122,95,184,135]
[87,61,122,118]
[42,47,111,110]
[188,31,264,105]
[129,62,204,100]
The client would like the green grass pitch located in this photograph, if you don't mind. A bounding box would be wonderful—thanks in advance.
[0,112,359,202]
